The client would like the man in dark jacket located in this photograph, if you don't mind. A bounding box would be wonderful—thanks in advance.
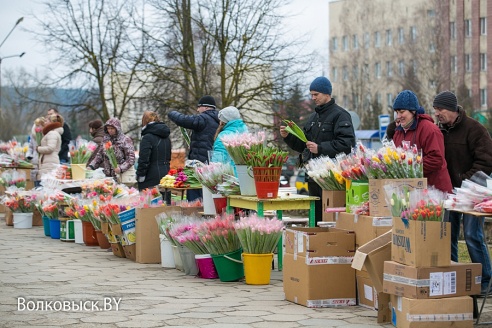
[434,91,492,296]
[168,95,220,201]
[47,108,72,164]
[280,77,356,223]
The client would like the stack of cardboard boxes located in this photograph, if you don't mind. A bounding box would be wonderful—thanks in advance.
[385,218,479,327]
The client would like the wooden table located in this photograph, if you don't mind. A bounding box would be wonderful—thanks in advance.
[226,194,319,271]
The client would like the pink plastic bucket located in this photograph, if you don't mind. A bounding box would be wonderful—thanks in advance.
[195,254,219,279]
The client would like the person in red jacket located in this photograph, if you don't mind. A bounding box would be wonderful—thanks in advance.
[392,90,452,193]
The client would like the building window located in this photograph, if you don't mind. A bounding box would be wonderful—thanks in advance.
[410,26,417,41]
[353,34,358,49]
[375,62,381,78]
[364,32,370,48]
[387,93,393,108]
[332,37,338,51]
[332,67,338,82]
[410,60,417,73]
[374,31,381,48]
[450,22,456,40]
[376,93,382,105]
[451,56,457,73]
[363,64,369,80]
[465,54,472,72]
[398,60,405,76]
[343,66,348,81]
[481,53,487,71]
[465,19,472,37]
[386,61,393,77]
[342,35,348,51]
[480,88,487,107]
[481,17,487,35]
[386,29,392,46]
[398,27,405,44]
[352,65,358,79]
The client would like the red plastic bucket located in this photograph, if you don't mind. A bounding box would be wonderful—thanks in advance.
[253,167,281,199]
[82,221,99,246]
[212,195,227,214]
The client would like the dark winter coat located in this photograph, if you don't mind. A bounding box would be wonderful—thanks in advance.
[438,108,492,188]
[136,122,172,190]
[88,117,135,179]
[284,98,356,160]
[168,109,220,163]
[87,126,105,166]
[59,122,72,163]
[393,113,453,193]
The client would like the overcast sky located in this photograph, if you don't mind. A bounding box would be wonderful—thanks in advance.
[0,0,329,85]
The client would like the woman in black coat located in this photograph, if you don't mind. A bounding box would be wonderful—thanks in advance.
[136,111,171,191]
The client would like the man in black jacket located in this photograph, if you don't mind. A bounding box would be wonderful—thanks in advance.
[47,108,72,164]
[168,95,220,201]
[280,77,356,223]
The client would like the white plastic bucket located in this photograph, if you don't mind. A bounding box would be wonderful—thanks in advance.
[13,212,33,229]
[172,245,184,272]
[160,234,175,268]
[73,219,84,244]
[236,165,256,196]
[202,186,216,215]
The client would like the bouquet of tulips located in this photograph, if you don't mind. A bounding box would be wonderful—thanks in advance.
[402,187,447,221]
[244,145,289,168]
[305,156,345,191]
[70,139,98,164]
[283,120,307,142]
[170,221,209,255]
[337,143,368,181]
[3,192,36,213]
[0,169,26,189]
[194,162,235,194]
[220,131,266,165]
[383,183,410,217]
[42,201,59,220]
[104,141,119,169]
[234,214,283,254]
[155,211,180,246]
[197,213,241,255]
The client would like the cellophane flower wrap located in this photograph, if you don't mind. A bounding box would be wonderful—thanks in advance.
[170,220,209,255]
[337,143,368,181]
[220,131,266,165]
[305,156,345,191]
[444,178,492,212]
[155,211,180,246]
[234,214,283,254]
[383,183,410,217]
[2,192,36,213]
[197,213,241,255]
[0,169,26,190]
[402,187,447,221]
[70,139,98,164]
[194,162,235,194]
[104,141,118,169]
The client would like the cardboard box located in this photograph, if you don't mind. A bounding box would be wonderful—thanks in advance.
[181,206,204,216]
[336,212,392,248]
[368,178,427,217]
[383,261,481,299]
[392,218,451,267]
[283,226,356,307]
[284,227,356,258]
[111,243,126,258]
[390,295,473,328]
[321,190,346,221]
[345,180,369,213]
[32,208,43,226]
[5,208,13,226]
[123,244,136,261]
[352,230,392,293]
[356,270,391,323]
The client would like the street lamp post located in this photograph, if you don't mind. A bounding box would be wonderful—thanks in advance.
[0,17,24,49]
[0,52,26,110]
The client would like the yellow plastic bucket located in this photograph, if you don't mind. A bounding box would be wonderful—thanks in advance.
[71,164,86,180]
[243,253,273,285]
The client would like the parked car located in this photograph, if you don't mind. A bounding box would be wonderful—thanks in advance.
[280,175,290,187]
[295,169,308,195]
[281,157,297,181]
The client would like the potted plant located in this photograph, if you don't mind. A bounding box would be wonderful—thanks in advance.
[234,214,283,285]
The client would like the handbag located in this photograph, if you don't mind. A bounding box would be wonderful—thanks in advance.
[118,166,137,184]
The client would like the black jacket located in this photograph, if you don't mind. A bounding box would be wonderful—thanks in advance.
[136,122,171,190]
[168,109,220,163]
[59,122,72,162]
[284,98,356,160]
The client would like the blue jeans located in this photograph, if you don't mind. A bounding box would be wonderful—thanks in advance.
[187,189,203,202]
[449,210,491,291]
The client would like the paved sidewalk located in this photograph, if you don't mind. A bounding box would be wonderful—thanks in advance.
[0,219,490,328]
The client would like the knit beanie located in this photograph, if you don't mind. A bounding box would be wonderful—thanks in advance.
[433,91,458,112]
[393,90,420,111]
[197,95,216,109]
[218,106,241,123]
[309,77,332,95]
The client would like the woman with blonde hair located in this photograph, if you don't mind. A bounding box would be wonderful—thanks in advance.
[36,114,64,181]
[136,111,171,191]
[26,117,46,186]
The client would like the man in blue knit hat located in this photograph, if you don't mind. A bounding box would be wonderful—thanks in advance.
[280,77,356,223]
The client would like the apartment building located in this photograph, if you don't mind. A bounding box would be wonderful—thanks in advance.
[329,0,491,128]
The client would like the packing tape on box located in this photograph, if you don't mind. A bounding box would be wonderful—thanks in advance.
[406,313,473,322]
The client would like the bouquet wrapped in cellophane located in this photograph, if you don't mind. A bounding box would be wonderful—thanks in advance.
[220,131,266,165]
[194,162,235,194]
[197,213,241,255]
[305,156,345,191]
[233,214,283,254]
[402,187,447,221]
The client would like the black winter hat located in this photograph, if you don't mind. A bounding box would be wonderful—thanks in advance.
[433,91,458,112]
[197,95,216,109]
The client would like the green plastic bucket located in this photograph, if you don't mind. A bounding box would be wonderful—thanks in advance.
[211,248,244,282]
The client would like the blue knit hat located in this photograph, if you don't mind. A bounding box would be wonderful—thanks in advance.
[393,90,420,111]
[309,77,332,95]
